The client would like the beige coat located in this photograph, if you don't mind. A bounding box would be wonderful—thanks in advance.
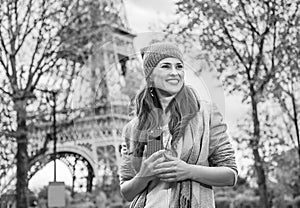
[120,101,238,208]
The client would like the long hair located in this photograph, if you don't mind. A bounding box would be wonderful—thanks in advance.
[132,84,201,157]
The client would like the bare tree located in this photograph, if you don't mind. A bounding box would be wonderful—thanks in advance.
[0,0,87,207]
[0,0,132,207]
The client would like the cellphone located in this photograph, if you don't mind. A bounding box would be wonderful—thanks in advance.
[146,133,163,158]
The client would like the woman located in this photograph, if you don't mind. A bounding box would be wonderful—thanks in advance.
[119,42,238,208]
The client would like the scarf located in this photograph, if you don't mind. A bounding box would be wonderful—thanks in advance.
[127,103,213,208]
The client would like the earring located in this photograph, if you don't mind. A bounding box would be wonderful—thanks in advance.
[150,87,154,97]
[148,79,154,97]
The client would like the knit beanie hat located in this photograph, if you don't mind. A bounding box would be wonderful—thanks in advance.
[141,42,183,80]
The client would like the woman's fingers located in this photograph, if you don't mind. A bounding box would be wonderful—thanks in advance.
[138,151,166,178]
[163,153,177,161]
[151,157,165,173]
[155,161,176,169]
[141,158,163,178]
[155,167,176,175]
[147,149,165,162]
[158,173,176,179]
[152,157,165,165]
[160,178,177,182]
[154,159,189,182]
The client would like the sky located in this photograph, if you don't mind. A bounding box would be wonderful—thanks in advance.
[29,0,248,191]
[123,0,176,32]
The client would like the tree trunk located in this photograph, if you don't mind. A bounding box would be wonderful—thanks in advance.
[15,98,29,208]
[291,93,300,167]
[250,92,269,208]
[290,92,300,193]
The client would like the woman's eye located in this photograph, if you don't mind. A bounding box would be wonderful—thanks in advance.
[177,65,183,69]
[161,64,183,70]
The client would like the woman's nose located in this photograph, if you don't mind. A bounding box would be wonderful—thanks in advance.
[170,65,178,75]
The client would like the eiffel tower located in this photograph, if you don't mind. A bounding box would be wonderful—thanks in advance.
[0,0,138,198]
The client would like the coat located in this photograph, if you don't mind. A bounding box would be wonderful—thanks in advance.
[119,100,238,208]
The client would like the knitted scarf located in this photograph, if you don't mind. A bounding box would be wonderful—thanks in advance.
[128,104,213,208]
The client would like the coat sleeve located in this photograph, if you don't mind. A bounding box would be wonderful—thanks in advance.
[208,103,238,183]
[119,122,136,185]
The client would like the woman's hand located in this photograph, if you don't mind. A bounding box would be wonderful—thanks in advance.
[120,149,166,202]
[136,149,166,181]
[154,153,190,182]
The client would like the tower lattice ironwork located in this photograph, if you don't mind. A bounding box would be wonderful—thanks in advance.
[0,0,138,196]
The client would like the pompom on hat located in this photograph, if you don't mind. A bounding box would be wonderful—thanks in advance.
[141,42,184,80]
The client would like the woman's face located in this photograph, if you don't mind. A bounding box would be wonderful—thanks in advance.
[150,57,185,96]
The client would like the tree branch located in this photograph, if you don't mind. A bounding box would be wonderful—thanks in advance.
[14,1,64,55]
[18,0,33,32]
[256,15,277,94]
[26,3,47,88]
[14,0,34,55]
[253,30,268,89]
[25,37,55,91]
[5,1,14,43]
[31,56,60,89]
[239,0,261,36]
[0,26,10,56]
[275,85,293,120]
[0,53,8,72]
[0,41,12,82]
[28,133,50,165]
[281,112,297,147]
[222,22,250,72]
[13,0,19,37]
[0,86,12,96]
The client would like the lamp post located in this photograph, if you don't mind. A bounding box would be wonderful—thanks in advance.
[37,89,65,208]
[51,91,58,182]
[37,88,58,181]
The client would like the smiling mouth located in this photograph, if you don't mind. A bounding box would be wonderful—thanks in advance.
[166,79,179,84]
